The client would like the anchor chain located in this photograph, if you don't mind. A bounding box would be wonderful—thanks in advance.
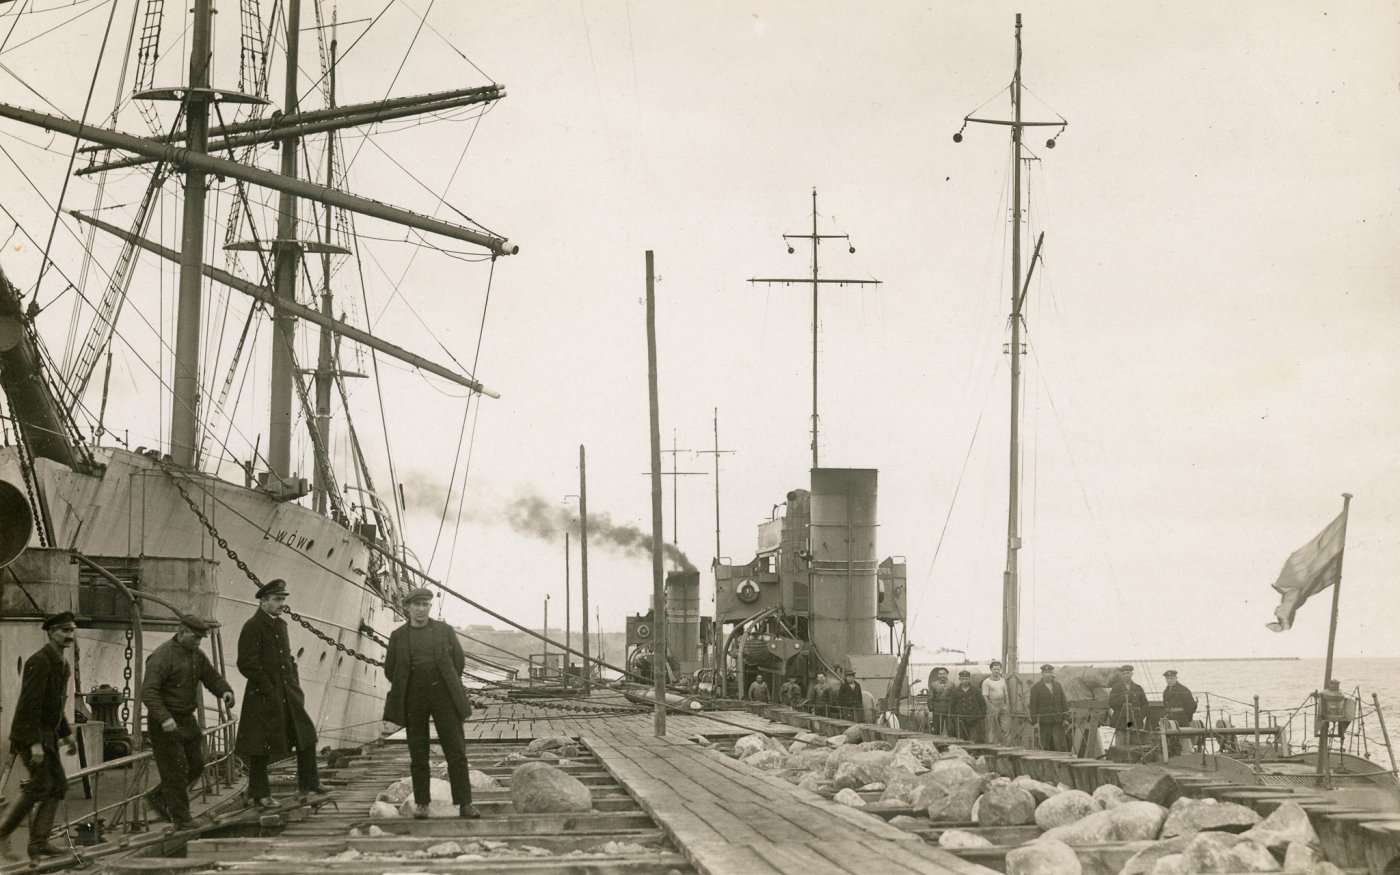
[121,628,133,724]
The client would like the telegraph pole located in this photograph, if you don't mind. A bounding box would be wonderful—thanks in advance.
[749,189,880,470]
[640,430,703,547]
[693,408,735,562]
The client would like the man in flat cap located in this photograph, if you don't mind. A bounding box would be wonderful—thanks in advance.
[1029,665,1070,752]
[948,669,986,742]
[382,587,478,819]
[234,580,326,809]
[1109,664,1149,747]
[1161,670,1197,756]
[0,612,79,861]
[142,615,235,828]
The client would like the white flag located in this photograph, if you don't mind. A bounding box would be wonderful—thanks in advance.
[1265,508,1347,633]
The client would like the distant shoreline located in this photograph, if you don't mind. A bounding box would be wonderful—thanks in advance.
[1049,657,1302,664]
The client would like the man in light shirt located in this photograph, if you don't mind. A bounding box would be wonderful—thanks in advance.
[982,660,1010,744]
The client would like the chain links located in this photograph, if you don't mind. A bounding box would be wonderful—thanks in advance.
[121,627,133,724]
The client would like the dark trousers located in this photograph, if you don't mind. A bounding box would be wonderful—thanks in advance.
[248,747,319,799]
[406,678,470,806]
[0,744,66,851]
[148,715,205,820]
[955,717,983,742]
[1036,721,1068,752]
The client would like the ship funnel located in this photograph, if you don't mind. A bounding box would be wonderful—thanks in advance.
[0,481,34,569]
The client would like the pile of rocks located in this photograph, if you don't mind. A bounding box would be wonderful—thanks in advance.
[367,757,593,817]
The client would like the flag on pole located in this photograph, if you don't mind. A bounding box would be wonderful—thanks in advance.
[1265,508,1348,632]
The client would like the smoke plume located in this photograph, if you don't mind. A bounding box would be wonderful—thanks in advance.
[502,493,696,573]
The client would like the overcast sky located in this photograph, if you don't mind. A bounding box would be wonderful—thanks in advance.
[2,1,1396,667]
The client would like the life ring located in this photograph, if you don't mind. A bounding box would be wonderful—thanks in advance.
[636,623,652,639]
[737,580,760,603]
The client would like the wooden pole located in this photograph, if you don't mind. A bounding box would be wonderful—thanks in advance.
[1323,493,1353,685]
[564,531,570,690]
[580,444,591,694]
[1253,695,1262,772]
[646,250,667,736]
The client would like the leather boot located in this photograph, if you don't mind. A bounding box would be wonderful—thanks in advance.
[26,800,64,859]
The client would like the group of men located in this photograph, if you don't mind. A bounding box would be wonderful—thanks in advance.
[0,580,478,861]
[925,662,1197,755]
[745,669,865,721]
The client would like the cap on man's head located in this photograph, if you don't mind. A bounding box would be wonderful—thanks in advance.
[958,670,971,678]
[1163,670,1178,679]
[1040,664,1055,673]
[42,611,76,631]
[1118,664,1135,673]
[179,614,212,634]
[256,579,288,600]
[844,667,856,677]
[403,587,434,605]
[989,660,1003,669]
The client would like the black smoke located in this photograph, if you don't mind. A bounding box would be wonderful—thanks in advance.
[502,493,696,573]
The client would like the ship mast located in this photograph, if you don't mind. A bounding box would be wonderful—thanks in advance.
[268,0,304,488]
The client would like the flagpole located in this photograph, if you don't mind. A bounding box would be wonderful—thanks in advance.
[1323,493,1352,685]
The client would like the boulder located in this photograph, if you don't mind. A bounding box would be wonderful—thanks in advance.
[788,741,810,754]
[1121,837,1191,875]
[744,749,788,771]
[939,745,978,767]
[1041,809,1117,845]
[1111,800,1168,841]
[892,738,941,769]
[733,734,771,759]
[1179,832,1280,873]
[887,751,928,775]
[920,762,988,823]
[1007,838,1082,875]
[1012,775,1063,804]
[557,744,581,758]
[794,731,825,745]
[833,788,866,807]
[978,783,1037,826]
[468,770,501,790]
[856,740,893,752]
[1035,789,1102,830]
[1093,784,1133,809]
[1118,766,1182,806]
[367,800,399,818]
[939,828,995,849]
[378,777,414,804]
[1282,841,1327,873]
[833,757,887,790]
[797,772,833,795]
[879,769,925,804]
[1161,797,1261,839]
[398,795,457,818]
[859,782,886,792]
[1151,855,1185,875]
[526,735,574,753]
[827,735,849,747]
[1240,801,1319,853]
[889,815,926,830]
[509,762,592,813]
[785,749,833,772]
[824,747,894,779]
[842,724,867,743]
[425,841,463,858]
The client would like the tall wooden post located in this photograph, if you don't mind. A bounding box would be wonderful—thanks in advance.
[580,444,591,695]
[646,251,667,735]
[564,531,570,689]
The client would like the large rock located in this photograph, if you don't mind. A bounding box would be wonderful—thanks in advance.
[833,788,866,807]
[526,735,574,753]
[378,777,414,804]
[367,800,399,818]
[743,749,787,771]
[797,772,833,795]
[389,777,454,817]
[1240,801,1319,853]
[1282,841,1327,873]
[892,738,941,769]
[890,814,927,830]
[1151,855,1185,875]
[1041,809,1117,845]
[978,783,1037,826]
[843,724,867,743]
[939,745,978,768]
[887,751,928,775]
[1161,797,1261,838]
[824,747,894,779]
[1093,784,1133,809]
[826,735,849,747]
[468,770,501,790]
[914,761,987,822]
[1121,836,1192,875]
[785,749,833,772]
[939,828,994,849]
[1179,832,1280,873]
[1118,767,1182,806]
[1007,838,1083,875]
[788,740,811,754]
[1111,801,1169,841]
[734,734,773,759]
[833,758,889,790]
[794,731,825,745]
[1035,789,1102,830]
[1012,775,1063,804]
[509,762,592,813]
[856,740,893,752]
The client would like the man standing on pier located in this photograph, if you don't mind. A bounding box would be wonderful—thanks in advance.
[1161,669,1197,756]
[779,677,803,708]
[0,612,79,862]
[837,669,865,722]
[382,588,479,820]
[1109,664,1149,748]
[804,671,831,717]
[949,670,986,742]
[982,660,1010,744]
[235,580,327,809]
[927,667,952,735]
[1028,664,1069,752]
[746,674,770,703]
[142,615,236,828]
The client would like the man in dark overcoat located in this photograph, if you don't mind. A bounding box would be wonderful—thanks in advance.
[0,612,79,862]
[948,670,986,742]
[142,615,235,828]
[1161,669,1198,755]
[1028,664,1070,752]
[803,671,831,717]
[382,588,478,819]
[1109,664,1150,746]
[837,669,865,722]
[234,580,325,808]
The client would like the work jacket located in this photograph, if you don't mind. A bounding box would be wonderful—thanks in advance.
[11,643,72,752]
[1109,680,1150,733]
[234,608,317,758]
[382,619,471,726]
[1028,679,1068,725]
[142,637,233,723]
[1162,683,1197,724]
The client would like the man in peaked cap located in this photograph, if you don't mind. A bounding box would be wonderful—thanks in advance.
[234,580,326,810]
[1029,664,1070,752]
[948,670,986,742]
[0,612,79,861]
[382,587,478,819]
[1109,664,1150,747]
[1161,670,1198,756]
[141,615,235,829]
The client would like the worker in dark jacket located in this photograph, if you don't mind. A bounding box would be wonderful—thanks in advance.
[1161,669,1197,755]
[234,580,325,808]
[1109,664,1150,746]
[927,667,953,735]
[779,678,803,708]
[803,672,830,716]
[837,669,864,722]
[1028,664,1070,752]
[142,615,235,828]
[0,612,79,862]
[746,675,769,703]
[383,588,478,819]
[948,670,986,742]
